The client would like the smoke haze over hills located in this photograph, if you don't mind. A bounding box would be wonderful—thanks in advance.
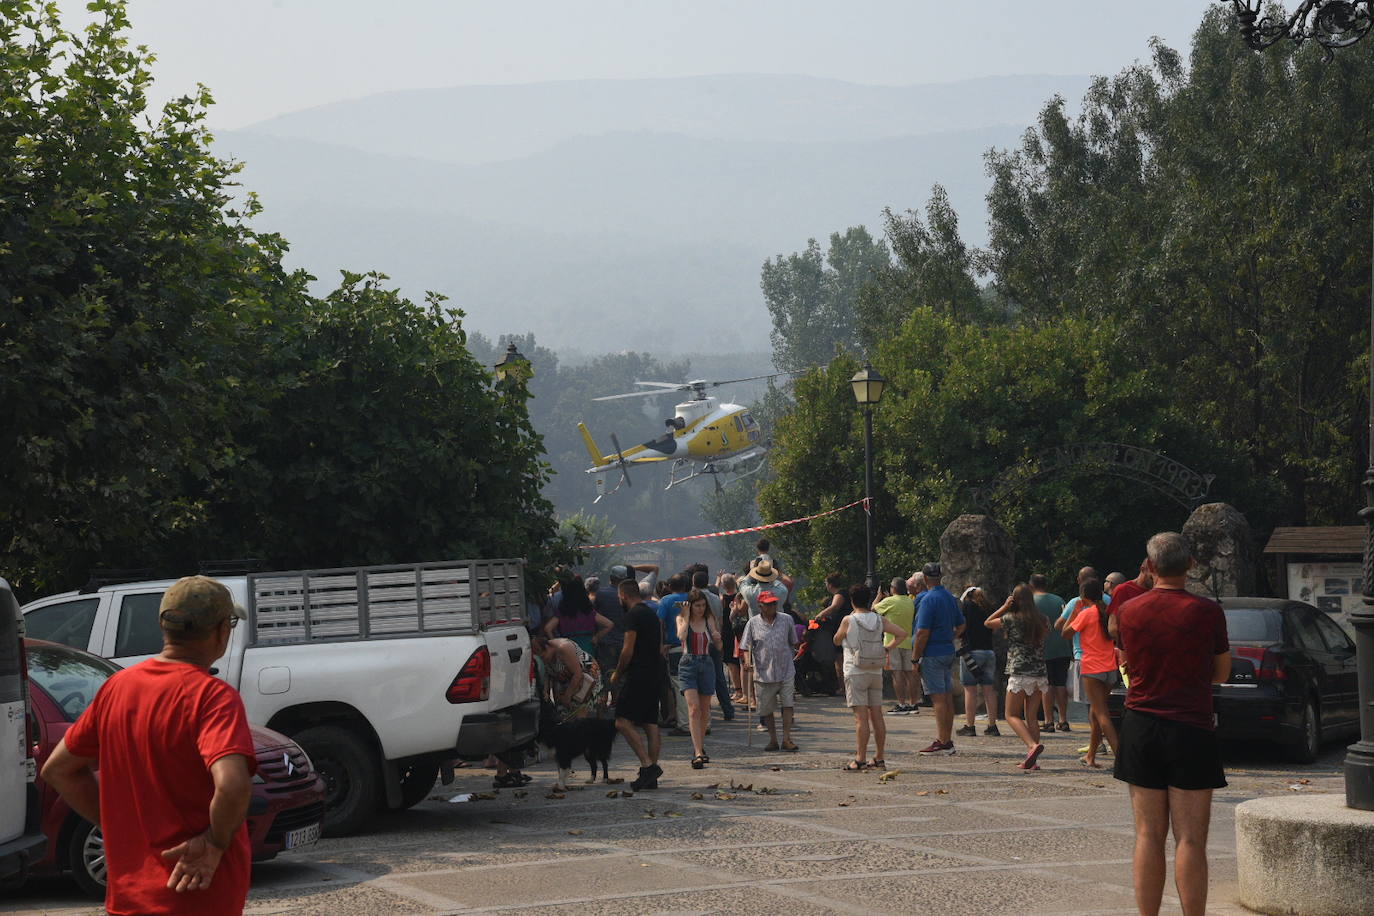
[215,73,1091,352]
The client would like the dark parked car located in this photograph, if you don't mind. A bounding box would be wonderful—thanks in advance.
[1109,598,1360,763]
[24,639,325,897]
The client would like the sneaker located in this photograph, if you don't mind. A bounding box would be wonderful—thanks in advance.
[1057,721,1071,732]
[983,724,1001,737]
[888,704,907,715]
[955,725,977,737]
[918,740,956,756]
[756,723,769,732]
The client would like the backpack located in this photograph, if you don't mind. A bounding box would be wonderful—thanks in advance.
[845,612,886,669]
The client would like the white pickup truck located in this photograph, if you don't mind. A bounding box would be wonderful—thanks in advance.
[21,559,537,835]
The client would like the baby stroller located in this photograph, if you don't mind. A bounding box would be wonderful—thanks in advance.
[794,617,839,696]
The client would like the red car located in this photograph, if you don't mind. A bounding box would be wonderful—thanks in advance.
[23,639,325,897]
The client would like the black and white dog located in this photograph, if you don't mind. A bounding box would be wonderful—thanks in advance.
[537,702,617,791]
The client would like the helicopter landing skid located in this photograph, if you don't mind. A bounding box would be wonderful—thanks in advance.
[664,452,767,491]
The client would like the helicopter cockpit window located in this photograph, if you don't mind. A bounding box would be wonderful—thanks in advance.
[742,413,758,428]
[733,416,744,432]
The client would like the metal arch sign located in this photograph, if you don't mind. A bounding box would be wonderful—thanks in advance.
[970,443,1216,515]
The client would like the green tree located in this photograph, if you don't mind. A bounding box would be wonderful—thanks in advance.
[0,2,567,594]
[982,8,1374,530]
[761,227,889,369]
[0,1,307,592]
[761,310,1240,602]
[856,185,989,349]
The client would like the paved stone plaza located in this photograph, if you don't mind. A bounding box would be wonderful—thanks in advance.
[5,696,1345,915]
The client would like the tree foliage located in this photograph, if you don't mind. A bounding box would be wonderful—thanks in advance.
[0,2,563,595]
[761,6,1374,599]
[761,227,889,369]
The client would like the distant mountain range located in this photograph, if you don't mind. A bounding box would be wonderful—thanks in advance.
[216,74,1091,351]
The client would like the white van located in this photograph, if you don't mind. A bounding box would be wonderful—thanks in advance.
[0,577,46,886]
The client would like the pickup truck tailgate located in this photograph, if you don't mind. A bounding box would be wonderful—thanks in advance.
[485,625,531,708]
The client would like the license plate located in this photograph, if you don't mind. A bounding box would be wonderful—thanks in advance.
[284,822,321,850]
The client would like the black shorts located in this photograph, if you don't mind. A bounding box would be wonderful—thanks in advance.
[614,678,660,726]
[1113,709,1227,791]
[1045,657,1071,688]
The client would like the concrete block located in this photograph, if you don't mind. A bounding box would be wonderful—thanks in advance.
[1236,793,1374,916]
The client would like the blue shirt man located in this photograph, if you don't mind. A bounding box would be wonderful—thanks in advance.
[914,584,962,657]
[911,563,966,756]
[656,591,688,648]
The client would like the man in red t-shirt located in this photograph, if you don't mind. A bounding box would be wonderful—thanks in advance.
[42,576,256,916]
[1114,533,1230,916]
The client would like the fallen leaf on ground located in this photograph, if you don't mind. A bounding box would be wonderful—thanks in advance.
[665,811,684,817]
[755,787,778,795]
[771,766,781,771]
[472,792,496,800]
[606,790,620,798]
[715,792,736,800]
[512,790,527,798]
[935,789,948,795]
[605,777,625,784]
[916,790,929,797]
[690,792,704,800]
[567,829,583,835]
[545,792,565,800]
[1299,778,1311,785]
[838,801,850,807]
[878,769,902,783]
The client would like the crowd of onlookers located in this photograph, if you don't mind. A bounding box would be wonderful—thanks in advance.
[523,532,1232,916]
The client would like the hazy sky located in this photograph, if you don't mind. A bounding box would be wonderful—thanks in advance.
[57,0,1212,128]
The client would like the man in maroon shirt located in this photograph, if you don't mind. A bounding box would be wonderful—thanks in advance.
[1114,533,1230,916]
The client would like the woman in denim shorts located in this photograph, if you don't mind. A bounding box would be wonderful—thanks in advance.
[676,588,722,769]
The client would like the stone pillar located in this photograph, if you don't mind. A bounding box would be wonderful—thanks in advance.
[1237,794,1374,916]
[939,514,1015,605]
[1182,502,1256,598]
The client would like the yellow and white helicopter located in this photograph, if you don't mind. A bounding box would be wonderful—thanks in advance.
[578,375,788,502]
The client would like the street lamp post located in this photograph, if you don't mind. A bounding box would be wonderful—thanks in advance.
[850,362,887,589]
[1351,204,1374,810]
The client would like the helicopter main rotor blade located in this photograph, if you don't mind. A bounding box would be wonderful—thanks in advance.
[632,381,689,389]
[704,371,800,388]
[592,389,678,401]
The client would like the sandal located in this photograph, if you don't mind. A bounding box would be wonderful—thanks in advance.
[1078,756,1103,769]
[691,755,706,769]
[493,772,524,788]
[867,758,886,770]
[780,740,798,752]
[843,759,866,772]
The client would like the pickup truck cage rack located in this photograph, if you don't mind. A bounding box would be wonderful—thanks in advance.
[246,559,525,646]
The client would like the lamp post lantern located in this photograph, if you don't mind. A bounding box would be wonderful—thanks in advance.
[1229,0,1372,52]
[850,361,887,589]
[493,342,531,387]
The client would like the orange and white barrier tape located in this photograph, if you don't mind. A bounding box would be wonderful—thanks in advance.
[575,498,871,550]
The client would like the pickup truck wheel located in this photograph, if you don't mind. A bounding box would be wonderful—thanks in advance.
[395,761,441,809]
[293,725,380,836]
[66,818,106,899]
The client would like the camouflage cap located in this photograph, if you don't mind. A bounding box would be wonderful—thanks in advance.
[158,575,246,632]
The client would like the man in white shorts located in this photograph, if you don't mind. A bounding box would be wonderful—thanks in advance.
[740,592,799,751]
